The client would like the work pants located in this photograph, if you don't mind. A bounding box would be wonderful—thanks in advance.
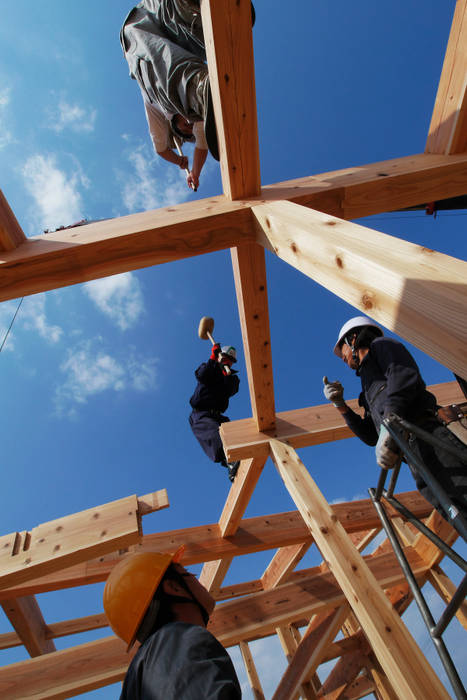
[189,409,230,464]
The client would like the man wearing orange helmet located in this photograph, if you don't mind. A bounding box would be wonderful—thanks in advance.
[104,550,241,698]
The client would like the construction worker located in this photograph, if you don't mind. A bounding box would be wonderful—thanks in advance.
[323,316,467,533]
[120,0,217,191]
[189,343,240,482]
[104,550,241,699]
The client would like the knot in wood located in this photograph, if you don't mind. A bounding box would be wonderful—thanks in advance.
[335,255,344,269]
[361,292,375,310]
[320,527,329,535]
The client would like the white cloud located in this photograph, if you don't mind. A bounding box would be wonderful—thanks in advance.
[47,99,97,133]
[121,144,188,213]
[55,339,158,415]
[20,294,63,343]
[0,87,13,149]
[82,273,144,330]
[22,154,88,231]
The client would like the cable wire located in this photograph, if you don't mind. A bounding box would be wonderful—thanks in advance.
[0,297,24,353]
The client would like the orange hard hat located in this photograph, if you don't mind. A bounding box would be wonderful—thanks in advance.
[103,547,184,651]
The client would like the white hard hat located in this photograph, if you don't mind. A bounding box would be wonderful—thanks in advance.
[221,345,237,362]
[333,316,382,357]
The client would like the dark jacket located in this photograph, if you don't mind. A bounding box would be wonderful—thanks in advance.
[120,622,241,699]
[189,360,239,414]
[343,337,437,445]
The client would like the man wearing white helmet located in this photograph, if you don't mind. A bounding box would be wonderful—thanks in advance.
[189,343,240,482]
[323,316,467,533]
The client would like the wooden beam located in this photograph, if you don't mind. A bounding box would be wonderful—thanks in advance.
[239,641,266,700]
[269,440,450,700]
[275,626,318,700]
[45,613,108,640]
[340,675,376,700]
[1,153,466,304]
[136,488,170,516]
[209,547,429,647]
[0,491,432,601]
[0,635,135,699]
[0,491,165,590]
[231,244,275,430]
[1,596,55,657]
[221,381,463,461]
[262,543,311,590]
[0,190,27,252]
[427,564,467,630]
[253,200,467,379]
[426,0,467,154]
[318,645,371,700]
[200,0,260,198]
[271,607,350,700]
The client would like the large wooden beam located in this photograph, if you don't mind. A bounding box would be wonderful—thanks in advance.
[0,490,168,590]
[0,492,432,601]
[269,440,450,700]
[1,154,466,304]
[1,596,55,657]
[253,200,467,379]
[426,0,467,154]
[0,190,27,252]
[231,244,275,430]
[200,0,260,199]
[221,381,463,462]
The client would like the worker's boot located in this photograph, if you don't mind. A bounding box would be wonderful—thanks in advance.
[227,461,240,483]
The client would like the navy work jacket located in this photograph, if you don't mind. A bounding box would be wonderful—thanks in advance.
[189,360,239,414]
[343,337,437,445]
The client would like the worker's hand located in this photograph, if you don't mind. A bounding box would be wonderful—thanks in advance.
[210,343,221,361]
[187,171,199,191]
[178,155,188,170]
[375,425,400,470]
[323,376,345,407]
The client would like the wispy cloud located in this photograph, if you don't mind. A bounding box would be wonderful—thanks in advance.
[0,87,13,149]
[55,339,158,416]
[47,98,97,133]
[120,143,189,213]
[20,294,63,343]
[22,153,89,231]
[83,273,144,330]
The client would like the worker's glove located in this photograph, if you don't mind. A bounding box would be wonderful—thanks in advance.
[323,376,345,407]
[375,425,400,470]
[210,343,221,361]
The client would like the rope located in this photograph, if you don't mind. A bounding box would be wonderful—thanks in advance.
[0,297,24,353]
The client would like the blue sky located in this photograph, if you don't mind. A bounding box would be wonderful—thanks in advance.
[0,1,466,697]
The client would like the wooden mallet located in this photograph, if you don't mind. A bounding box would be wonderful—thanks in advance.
[198,316,231,374]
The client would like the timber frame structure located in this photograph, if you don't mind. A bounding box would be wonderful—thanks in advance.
[0,1,466,698]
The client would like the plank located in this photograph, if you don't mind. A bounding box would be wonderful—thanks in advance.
[1,154,467,304]
[136,488,169,516]
[231,244,275,430]
[0,635,135,700]
[318,645,370,700]
[0,190,27,252]
[427,565,467,630]
[221,381,464,461]
[262,543,311,590]
[0,495,141,590]
[45,613,108,640]
[275,626,318,700]
[200,0,261,198]
[1,596,55,657]
[0,491,432,601]
[269,440,450,700]
[239,641,266,700]
[426,0,467,154]
[253,200,467,379]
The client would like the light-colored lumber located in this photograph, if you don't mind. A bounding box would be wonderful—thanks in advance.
[427,564,467,630]
[1,153,467,304]
[199,558,234,594]
[221,381,463,461]
[271,607,349,700]
[262,544,311,590]
[276,626,318,700]
[231,244,275,430]
[253,200,467,379]
[0,491,432,601]
[364,653,399,700]
[0,630,21,651]
[0,635,134,700]
[269,439,450,700]
[426,0,467,154]
[200,0,260,199]
[45,613,108,640]
[1,596,55,657]
[0,495,142,590]
[0,190,27,252]
[317,645,370,700]
[239,641,266,700]
[208,547,429,647]
[341,675,376,700]
[137,488,169,516]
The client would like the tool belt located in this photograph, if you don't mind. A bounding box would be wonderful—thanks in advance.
[437,402,467,446]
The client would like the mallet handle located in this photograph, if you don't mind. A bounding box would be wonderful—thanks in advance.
[174,137,196,191]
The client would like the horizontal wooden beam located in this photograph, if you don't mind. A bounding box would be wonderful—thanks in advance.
[45,613,108,640]
[0,492,432,600]
[1,154,466,303]
[221,381,463,461]
[201,0,261,199]
[254,200,467,379]
[0,190,27,252]
[426,0,467,154]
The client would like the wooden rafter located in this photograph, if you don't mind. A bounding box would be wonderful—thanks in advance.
[0,190,27,252]
[1,596,55,658]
